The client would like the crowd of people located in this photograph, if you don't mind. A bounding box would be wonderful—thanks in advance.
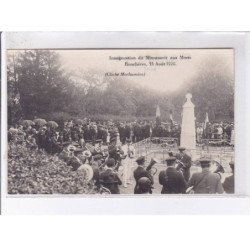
[196,121,234,144]
[133,148,234,195]
[8,118,234,156]
[8,118,234,195]
[8,118,181,155]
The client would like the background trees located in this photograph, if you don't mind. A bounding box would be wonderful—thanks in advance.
[7,50,234,124]
[8,50,72,123]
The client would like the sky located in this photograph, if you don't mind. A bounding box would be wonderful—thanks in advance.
[58,48,234,93]
[8,48,234,94]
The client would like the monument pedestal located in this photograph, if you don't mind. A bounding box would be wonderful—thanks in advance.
[181,93,196,157]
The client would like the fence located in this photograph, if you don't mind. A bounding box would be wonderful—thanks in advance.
[133,137,234,167]
[196,138,234,152]
[133,137,179,165]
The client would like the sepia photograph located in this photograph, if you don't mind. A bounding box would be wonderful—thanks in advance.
[7,48,235,195]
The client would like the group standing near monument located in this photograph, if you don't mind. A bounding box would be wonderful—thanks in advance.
[7,93,234,195]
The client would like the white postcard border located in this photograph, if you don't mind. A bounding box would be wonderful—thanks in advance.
[1,31,249,214]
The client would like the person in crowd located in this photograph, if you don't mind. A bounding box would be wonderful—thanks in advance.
[78,134,85,148]
[196,125,203,143]
[223,161,234,194]
[204,123,212,139]
[25,134,38,150]
[133,123,142,143]
[99,158,122,194]
[90,154,103,187]
[125,122,131,141]
[36,128,46,150]
[108,136,124,169]
[175,147,192,182]
[143,121,151,139]
[118,123,127,145]
[50,134,63,154]
[188,158,224,194]
[90,123,98,144]
[136,177,153,194]
[133,156,154,194]
[121,138,135,188]
[217,125,223,139]
[63,126,71,142]
[57,132,65,146]
[158,156,187,194]
[67,148,82,171]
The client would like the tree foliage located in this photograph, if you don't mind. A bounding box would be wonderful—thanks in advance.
[8,50,72,120]
[172,56,234,122]
[7,50,234,124]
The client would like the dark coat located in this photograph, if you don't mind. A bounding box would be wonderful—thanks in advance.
[133,166,154,194]
[175,153,192,181]
[125,125,131,139]
[223,174,234,194]
[36,133,46,149]
[158,167,187,194]
[188,169,224,194]
[99,169,122,194]
[63,129,71,142]
[118,126,126,139]
[108,145,120,163]
[51,137,63,154]
[91,161,101,187]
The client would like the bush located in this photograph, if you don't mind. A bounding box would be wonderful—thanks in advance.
[8,143,96,194]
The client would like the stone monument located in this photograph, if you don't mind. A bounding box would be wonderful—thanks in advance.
[181,93,196,151]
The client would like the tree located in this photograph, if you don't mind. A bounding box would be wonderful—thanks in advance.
[187,55,234,122]
[8,50,72,120]
[7,50,234,123]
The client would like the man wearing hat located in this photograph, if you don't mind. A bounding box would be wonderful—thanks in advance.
[121,138,135,188]
[223,161,234,194]
[118,123,127,145]
[133,156,154,194]
[158,157,187,194]
[90,154,103,187]
[93,139,103,155]
[188,158,224,194]
[108,136,125,170]
[99,158,122,194]
[175,147,192,182]
[125,122,131,141]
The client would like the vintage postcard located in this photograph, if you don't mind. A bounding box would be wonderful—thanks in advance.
[7,48,234,195]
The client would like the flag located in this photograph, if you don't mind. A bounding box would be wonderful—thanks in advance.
[169,110,173,125]
[156,105,161,118]
[205,112,209,124]
[203,112,209,138]
[155,105,161,125]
